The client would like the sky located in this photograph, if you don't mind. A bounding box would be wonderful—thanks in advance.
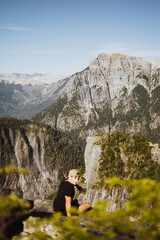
[0,0,160,76]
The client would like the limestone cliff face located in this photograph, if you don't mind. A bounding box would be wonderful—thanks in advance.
[0,118,85,200]
[0,123,58,200]
[35,53,160,143]
[84,137,101,188]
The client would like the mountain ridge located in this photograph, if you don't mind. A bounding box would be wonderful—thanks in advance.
[1,53,160,142]
[34,53,160,143]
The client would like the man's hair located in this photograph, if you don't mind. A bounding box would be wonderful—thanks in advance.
[68,169,80,177]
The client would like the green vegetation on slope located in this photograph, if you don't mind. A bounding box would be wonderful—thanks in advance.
[0,166,30,240]
[43,126,86,180]
[96,132,160,181]
[33,94,68,126]
[113,84,151,139]
[151,85,160,115]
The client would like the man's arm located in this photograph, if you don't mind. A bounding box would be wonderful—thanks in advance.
[65,196,72,216]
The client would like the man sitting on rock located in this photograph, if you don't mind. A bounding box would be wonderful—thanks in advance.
[53,169,91,216]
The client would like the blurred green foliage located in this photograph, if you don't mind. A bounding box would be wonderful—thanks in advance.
[0,166,30,240]
[0,165,28,175]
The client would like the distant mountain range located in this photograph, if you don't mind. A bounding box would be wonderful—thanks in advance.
[0,73,67,118]
[0,73,65,85]
[1,53,160,143]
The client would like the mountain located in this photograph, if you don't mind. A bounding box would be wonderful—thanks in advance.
[1,54,160,143]
[0,74,68,119]
[34,53,160,143]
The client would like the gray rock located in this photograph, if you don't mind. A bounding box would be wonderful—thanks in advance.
[18,216,59,239]
[32,199,54,213]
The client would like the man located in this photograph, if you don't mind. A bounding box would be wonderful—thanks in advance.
[53,169,91,216]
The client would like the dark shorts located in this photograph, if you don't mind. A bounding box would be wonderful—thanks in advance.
[53,199,80,216]
[71,199,80,208]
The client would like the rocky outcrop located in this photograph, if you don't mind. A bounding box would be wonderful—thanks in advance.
[84,137,101,188]
[18,216,58,240]
[35,53,160,143]
[31,199,54,213]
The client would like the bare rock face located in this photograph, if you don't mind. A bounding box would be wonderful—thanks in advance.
[35,53,160,143]
[0,124,59,200]
[84,137,101,188]
[32,199,54,213]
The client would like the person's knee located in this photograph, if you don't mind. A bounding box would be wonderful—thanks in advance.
[85,203,92,211]
[79,202,91,212]
[86,203,91,209]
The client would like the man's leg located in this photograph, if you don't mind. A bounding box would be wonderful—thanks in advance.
[78,203,91,212]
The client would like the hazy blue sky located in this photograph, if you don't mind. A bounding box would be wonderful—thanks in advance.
[0,0,160,76]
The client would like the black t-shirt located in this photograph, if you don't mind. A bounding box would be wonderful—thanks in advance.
[53,180,75,213]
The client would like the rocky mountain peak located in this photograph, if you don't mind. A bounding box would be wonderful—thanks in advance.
[34,53,160,143]
[90,52,151,71]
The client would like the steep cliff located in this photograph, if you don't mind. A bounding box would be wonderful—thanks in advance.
[0,118,85,200]
[34,53,160,143]
[82,133,160,209]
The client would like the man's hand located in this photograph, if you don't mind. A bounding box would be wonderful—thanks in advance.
[76,184,83,192]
